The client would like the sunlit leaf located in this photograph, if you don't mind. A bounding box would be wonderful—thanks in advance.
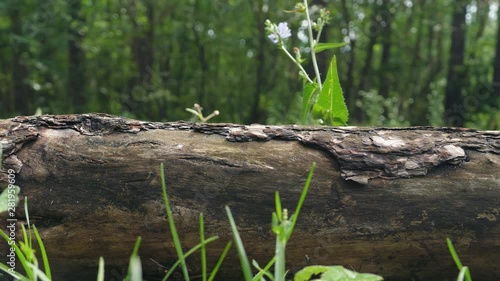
[312,56,349,126]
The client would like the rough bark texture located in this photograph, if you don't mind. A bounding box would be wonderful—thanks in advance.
[0,114,499,281]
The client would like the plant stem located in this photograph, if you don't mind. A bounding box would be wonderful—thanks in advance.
[316,25,324,45]
[274,234,286,281]
[281,45,314,84]
[304,0,322,90]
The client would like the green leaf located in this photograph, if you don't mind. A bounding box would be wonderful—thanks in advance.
[312,55,349,126]
[0,185,20,213]
[301,82,319,124]
[321,266,383,281]
[314,42,348,53]
[294,265,332,281]
[294,265,383,281]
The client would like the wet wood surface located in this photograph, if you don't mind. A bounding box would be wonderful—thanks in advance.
[0,114,499,280]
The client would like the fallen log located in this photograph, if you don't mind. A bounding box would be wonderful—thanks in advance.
[0,114,499,281]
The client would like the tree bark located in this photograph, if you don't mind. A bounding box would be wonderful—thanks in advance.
[1,114,499,281]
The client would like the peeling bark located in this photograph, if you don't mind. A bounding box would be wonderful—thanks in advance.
[1,114,499,281]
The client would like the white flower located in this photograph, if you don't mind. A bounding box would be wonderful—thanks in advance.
[268,22,292,44]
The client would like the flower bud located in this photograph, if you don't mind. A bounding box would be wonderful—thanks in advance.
[294,3,306,13]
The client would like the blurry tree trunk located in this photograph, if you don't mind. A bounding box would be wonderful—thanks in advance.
[10,7,33,115]
[444,1,467,127]
[356,9,379,123]
[128,0,155,115]
[493,0,500,101]
[408,0,427,125]
[157,1,176,120]
[67,0,87,113]
[377,1,393,120]
[340,0,356,119]
[249,0,268,124]
[192,0,209,109]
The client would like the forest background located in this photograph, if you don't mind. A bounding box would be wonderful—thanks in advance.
[1,0,499,129]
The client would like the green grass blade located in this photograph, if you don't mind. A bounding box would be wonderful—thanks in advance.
[252,260,274,281]
[33,225,51,279]
[200,213,207,281]
[131,236,142,257]
[446,238,472,281]
[124,236,142,281]
[457,266,469,281]
[287,162,316,240]
[207,241,232,281]
[24,197,32,249]
[96,257,105,281]
[160,163,190,281]
[162,236,219,281]
[27,262,51,281]
[0,263,25,280]
[225,206,253,281]
[0,228,33,279]
[129,256,143,281]
[21,223,28,250]
[252,256,275,281]
[31,259,38,281]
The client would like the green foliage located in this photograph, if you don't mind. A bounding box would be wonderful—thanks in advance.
[226,163,318,281]
[267,1,349,126]
[0,198,52,281]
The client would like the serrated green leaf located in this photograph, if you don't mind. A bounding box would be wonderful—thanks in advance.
[314,42,348,53]
[301,82,319,124]
[312,55,349,126]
